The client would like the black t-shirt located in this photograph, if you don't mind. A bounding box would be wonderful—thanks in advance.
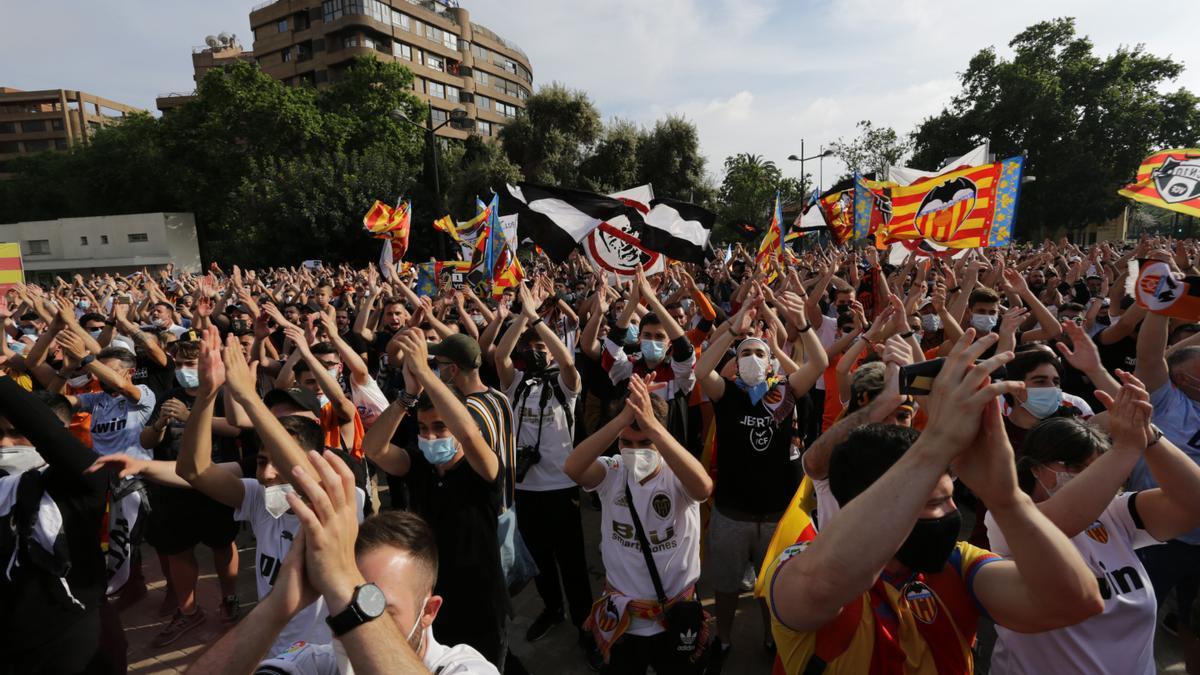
[712,384,803,516]
[405,453,509,629]
[1099,334,1137,375]
[149,387,240,515]
[368,330,399,378]
[133,354,175,402]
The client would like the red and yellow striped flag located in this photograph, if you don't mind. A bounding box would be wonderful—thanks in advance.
[884,156,1023,249]
[0,243,24,295]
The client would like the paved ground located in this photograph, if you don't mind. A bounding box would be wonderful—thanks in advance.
[120,489,1188,674]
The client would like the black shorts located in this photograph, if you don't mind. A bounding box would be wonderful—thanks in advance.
[146,486,238,555]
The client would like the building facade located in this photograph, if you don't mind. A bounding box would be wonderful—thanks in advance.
[0,88,141,174]
[158,34,257,113]
[1,212,202,283]
[245,0,532,139]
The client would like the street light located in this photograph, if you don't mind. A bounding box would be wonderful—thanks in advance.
[391,107,473,258]
[787,140,834,203]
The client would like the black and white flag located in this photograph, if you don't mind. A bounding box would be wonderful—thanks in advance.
[640,198,716,264]
[500,183,637,262]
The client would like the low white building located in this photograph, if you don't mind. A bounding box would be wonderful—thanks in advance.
[0,212,201,284]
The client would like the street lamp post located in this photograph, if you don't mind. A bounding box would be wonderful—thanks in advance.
[788,140,835,204]
[390,107,474,259]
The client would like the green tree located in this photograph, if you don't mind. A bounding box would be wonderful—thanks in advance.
[580,119,641,193]
[831,120,911,180]
[637,115,713,204]
[498,83,602,187]
[911,17,1200,236]
[716,153,783,242]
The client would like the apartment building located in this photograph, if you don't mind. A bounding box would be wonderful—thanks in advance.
[0,88,141,174]
[157,33,257,113]
[248,0,532,139]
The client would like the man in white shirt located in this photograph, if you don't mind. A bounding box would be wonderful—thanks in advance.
[565,375,713,674]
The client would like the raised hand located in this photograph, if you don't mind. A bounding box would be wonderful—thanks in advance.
[284,451,364,602]
[1054,321,1101,373]
[283,324,312,357]
[222,334,257,399]
[162,398,190,425]
[999,306,1029,335]
[56,329,88,361]
[198,326,226,397]
[86,453,151,479]
[922,330,1022,460]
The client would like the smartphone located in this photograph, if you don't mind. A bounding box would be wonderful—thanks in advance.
[899,358,1009,396]
[451,272,465,290]
[118,294,132,304]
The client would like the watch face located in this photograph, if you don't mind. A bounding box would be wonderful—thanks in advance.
[356,583,387,618]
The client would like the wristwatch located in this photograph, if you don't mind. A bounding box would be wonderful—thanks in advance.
[325,583,387,637]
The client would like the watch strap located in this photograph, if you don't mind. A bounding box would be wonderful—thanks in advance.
[325,583,382,637]
[79,354,96,367]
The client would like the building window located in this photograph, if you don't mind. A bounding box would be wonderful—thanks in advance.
[295,12,310,30]
[425,24,436,41]
[25,240,50,256]
[277,18,288,32]
[54,139,68,150]
[282,47,292,62]
[498,102,518,118]
[322,0,342,22]
[474,70,488,86]
[51,118,65,131]
[24,139,51,152]
[426,55,443,72]
[442,33,457,50]
[21,120,46,133]
[0,141,18,154]
[298,41,313,61]
[477,120,492,136]
[393,41,411,59]
[100,235,108,244]
[428,82,445,99]
[0,122,13,134]
[431,109,448,125]
[393,12,409,29]
[446,85,460,102]
[475,95,490,111]
[128,233,149,243]
[80,236,88,246]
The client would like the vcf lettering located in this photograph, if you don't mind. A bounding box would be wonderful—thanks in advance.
[612,520,674,545]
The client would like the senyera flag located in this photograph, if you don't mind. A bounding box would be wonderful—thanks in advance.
[363,199,411,276]
[882,156,1023,249]
[1135,260,1200,320]
[1118,148,1200,218]
[755,191,784,273]
[0,242,24,296]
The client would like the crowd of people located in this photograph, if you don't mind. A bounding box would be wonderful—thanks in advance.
[1,234,1199,675]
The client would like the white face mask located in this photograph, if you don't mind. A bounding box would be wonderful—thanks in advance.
[0,445,44,475]
[263,484,295,519]
[920,314,942,332]
[737,354,769,386]
[1037,469,1077,497]
[620,447,659,483]
[970,313,998,332]
[66,374,91,389]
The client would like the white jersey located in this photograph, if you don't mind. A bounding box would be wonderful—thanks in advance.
[985,492,1159,675]
[506,369,579,492]
[254,630,499,675]
[585,455,701,636]
[813,314,839,391]
[76,387,156,459]
[236,479,367,657]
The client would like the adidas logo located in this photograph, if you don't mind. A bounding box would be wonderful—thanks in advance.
[677,629,697,651]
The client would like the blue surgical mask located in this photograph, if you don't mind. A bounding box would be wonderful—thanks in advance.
[175,367,200,389]
[641,339,667,364]
[89,328,103,340]
[418,436,458,465]
[1022,386,1062,419]
[970,313,998,332]
[77,300,90,310]
[624,325,638,345]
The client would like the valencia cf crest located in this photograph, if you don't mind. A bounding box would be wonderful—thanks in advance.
[915,176,977,242]
[1153,157,1200,204]
[1137,261,1182,311]
[651,492,672,519]
[1085,522,1110,544]
[903,581,939,624]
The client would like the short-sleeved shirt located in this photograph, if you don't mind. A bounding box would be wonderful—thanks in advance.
[235,479,366,657]
[585,455,702,636]
[766,536,1001,674]
[1131,383,1200,544]
[464,388,515,508]
[75,386,156,459]
[985,493,1158,675]
[712,383,801,516]
[506,369,579,492]
[253,631,499,674]
[133,355,176,403]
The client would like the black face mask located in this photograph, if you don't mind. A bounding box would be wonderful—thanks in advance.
[894,510,961,574]
[522,349,548,373]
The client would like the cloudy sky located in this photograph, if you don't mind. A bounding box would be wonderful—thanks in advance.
[4,0,1199,191]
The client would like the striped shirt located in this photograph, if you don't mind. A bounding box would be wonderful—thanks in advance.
[465,388,517,510]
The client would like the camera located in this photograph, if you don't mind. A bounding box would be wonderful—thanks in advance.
[513,445,542,483]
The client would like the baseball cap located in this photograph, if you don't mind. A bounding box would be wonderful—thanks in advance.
[264,388,323,418]
[109,335,137,355]
[428,333,482,370]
